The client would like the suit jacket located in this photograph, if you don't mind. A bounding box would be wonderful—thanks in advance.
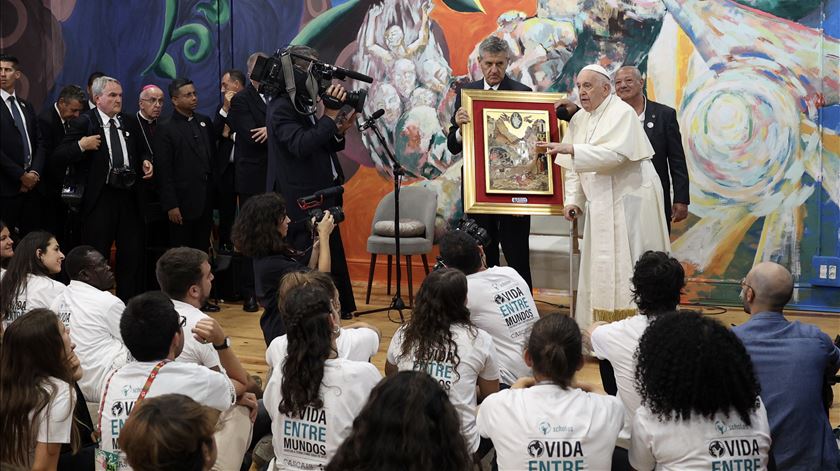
[643,99,690,219]
[36,105,69,198]
[213,109,235,176]
[0,94,43,197]
[125,112,163,222]
[153,110,217,220]
[265,95,345,222]
[446,76,532,155]
[56,108,145,215]
[229,86,268,194]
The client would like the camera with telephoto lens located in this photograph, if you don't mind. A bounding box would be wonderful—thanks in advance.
[107,167,137,190]
[308,206,345,225]
[456,217,491,247]
[297,186,346,231]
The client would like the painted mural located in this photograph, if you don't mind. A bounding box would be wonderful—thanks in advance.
[2,0,837,310]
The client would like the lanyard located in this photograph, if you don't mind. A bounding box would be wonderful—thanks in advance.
[96,359,171,441]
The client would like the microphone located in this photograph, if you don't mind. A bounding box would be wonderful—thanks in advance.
[297,186,344,209]
[314,186,344,199]
[358,109,385,131]
[325,64,374,84]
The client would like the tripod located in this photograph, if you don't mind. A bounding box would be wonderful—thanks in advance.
[355,113,409,321]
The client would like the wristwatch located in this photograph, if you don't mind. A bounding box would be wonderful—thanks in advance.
[213,337,231,351]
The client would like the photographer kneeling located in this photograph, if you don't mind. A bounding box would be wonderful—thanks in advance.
[231,193,334,345]
[264,45,358,322]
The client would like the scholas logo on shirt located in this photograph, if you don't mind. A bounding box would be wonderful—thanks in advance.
[526,439,585,470]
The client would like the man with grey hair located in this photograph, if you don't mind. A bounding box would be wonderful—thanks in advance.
[57,75,154,300]
[447,35,534,289]
[542,64,670,327]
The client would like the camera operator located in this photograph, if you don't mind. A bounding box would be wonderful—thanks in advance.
[265,45,357,319]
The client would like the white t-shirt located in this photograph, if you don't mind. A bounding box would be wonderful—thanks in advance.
[629,400,771,471]
[172,299,221,370]
[477,384,624,470]
[266,327,379,369]
[264,357,381,470]
[27,377,75,465]
[96,360,236,471]
[50,280,131,402]
[5,274,66,325]
[590,314,649,446]
[387,323,500,452]
[467,266,538,385]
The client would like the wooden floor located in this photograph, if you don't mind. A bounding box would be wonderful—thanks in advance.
[213,282,840,428]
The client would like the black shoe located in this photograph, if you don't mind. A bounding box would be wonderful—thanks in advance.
[341,311,354,320]
[243,296,259,313]
[201,302,221,313]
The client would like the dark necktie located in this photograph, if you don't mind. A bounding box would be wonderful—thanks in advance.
[8,96,31,168]
[63,120,70,134]
[109,118,126,168]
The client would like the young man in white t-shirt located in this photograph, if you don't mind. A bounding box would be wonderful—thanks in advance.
[156,247,259,470]
[438,230,538,385]
[97,291,236,471]
[51,246,132,402]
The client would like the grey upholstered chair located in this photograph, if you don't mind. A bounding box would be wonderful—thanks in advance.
[365,186,437,306]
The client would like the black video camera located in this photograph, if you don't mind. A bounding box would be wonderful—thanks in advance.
[297,186,346,228]
[250,48,371,113]
[455,218,491,247]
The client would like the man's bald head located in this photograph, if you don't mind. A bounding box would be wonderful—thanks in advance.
[139,85,164,120]
[745,262,793,312]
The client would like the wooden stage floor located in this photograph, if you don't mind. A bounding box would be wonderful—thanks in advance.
[213,281,840,428]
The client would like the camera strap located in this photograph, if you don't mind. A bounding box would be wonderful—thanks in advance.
[281,53,319,116]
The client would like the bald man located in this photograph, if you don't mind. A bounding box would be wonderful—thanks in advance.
[733,262,840,470]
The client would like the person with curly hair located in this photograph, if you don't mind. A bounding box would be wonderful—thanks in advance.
[118,394,221,471]
[263,283,381,470]
[0,308,82,471]
[477,313,624,470]
[231,192,335,344]
[385,268,500,455]
[326,371,473,471]
[0,231,66,327]
[629,311,771,470]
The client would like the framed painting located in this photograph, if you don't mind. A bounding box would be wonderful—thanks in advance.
[461,89,568,215]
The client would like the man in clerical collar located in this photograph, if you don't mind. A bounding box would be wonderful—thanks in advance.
[542,64,670,328]
[137,85,163,139]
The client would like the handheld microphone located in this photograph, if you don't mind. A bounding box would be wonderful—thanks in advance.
[358,109,385,131]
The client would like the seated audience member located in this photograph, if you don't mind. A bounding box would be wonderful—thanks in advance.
[327,371,473,471]
[477,313,624,470]
[155,246,258,471]
[386,268,501,456]
[266,270,380,371]
[119,394,221,471]
[0,219,13,277]
[50,246,131,402]
[263,284,381,470]
[629,311,771,470]
[97,291,236,470]
[0,308,82,471]
[231,192,335,345]
[733,262,840,470]
[0,231,66,326]
[438,230,538,386]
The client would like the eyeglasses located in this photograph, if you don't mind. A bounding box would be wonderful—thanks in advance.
[179,315,187,327]
[141,98,164,105]
[740,278,757,296]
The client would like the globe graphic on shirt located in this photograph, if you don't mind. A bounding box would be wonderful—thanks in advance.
[709,440,725,458]
[527,440,545,458]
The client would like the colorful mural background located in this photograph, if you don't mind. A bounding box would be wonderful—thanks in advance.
[2,0,837,311]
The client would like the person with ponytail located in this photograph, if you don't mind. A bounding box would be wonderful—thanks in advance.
[0,308,82,471]
[0,231,66,327]
[477,313,624,470]
[385,268,501,455]
[263,283,381,470]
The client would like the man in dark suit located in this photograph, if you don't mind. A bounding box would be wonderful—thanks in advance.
[56,76,154,301]
[214,69,245,250]
[36,85,86,242]
[446,36,533,289]
[614,65,690,230]
[154,77,217,254]
[266,45,358,318]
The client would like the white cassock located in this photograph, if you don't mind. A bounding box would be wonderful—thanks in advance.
[554,95,670,327]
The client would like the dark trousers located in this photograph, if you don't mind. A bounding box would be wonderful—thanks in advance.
[81,186,144,301]
[40,194,68,245]
[169,196,213,252]
[238,192,259,298]
[471,213,532,289]
[215,164,237,247]
[0,190,45,238]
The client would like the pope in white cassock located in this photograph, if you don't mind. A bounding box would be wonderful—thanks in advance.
[541,64,671,327]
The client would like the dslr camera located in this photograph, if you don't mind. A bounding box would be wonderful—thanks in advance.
[107,167,137,190]
[455,217,491,247]
[297,186,346,229]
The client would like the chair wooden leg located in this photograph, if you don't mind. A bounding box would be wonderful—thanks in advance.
[387,255,393,295]
[365,253,377,304]
[406,255,414,307]
[421,254,430,275]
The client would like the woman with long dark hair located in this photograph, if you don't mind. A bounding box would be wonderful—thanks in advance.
[327,371,473,471]
[231,192,334,344]
[385,268,500,455]
[477,313,624,469]
[0,231,66,326]
[263,283,381,470]
[119,394,221,471]
[0,219,14,277]
[629,311,771,470]
[0,308,82,470]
